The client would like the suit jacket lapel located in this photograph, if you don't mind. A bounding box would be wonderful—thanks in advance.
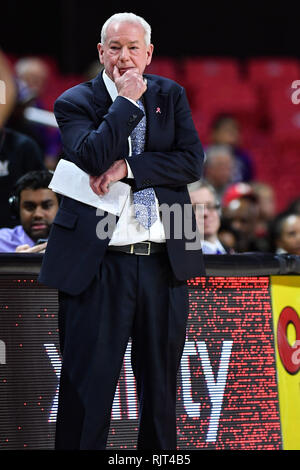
[92,72,112,120]
[143,76,168,151]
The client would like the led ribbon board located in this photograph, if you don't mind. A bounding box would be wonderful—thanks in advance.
[0,275,282,449]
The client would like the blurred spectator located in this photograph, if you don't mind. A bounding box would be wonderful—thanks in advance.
[209,113,255,183]
[251,181,276,239]
[0,53,45,229]
[8,57,62,170]
[222,182,256,207]
[218,218,239,253]
[189,180,228,254]
[15,57,49,97]
[0,127,45,228]
[222,182,265,252]
[269,211,300,256]
[0,170,59,253]
[286,197,300,215]
[203,144,235,199]
[0,50,17,127]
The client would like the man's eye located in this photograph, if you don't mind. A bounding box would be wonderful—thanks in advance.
[23,204,35,211]
[42,202,54,210]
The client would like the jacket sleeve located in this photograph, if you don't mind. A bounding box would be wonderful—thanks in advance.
[127,87,204,188]
[54,94,144,176]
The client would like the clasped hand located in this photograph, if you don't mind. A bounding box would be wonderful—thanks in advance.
[89,159,128,196]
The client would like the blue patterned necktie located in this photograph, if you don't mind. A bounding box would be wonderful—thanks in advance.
[130,99,157,229]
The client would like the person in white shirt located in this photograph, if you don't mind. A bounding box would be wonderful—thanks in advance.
[189,180,227,254]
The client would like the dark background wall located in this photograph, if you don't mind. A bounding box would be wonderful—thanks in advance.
[2,1,300,73]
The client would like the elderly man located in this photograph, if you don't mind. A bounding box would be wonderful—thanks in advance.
[39,13,205,450]
[189,180,227,254]
[204,144,235,199]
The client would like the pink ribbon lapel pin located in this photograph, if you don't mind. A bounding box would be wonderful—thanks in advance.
[155,107,161,114]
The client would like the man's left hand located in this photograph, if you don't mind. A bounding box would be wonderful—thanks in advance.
[89,159,128,196]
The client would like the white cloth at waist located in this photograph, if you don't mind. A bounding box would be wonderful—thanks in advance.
[49,159,166,245]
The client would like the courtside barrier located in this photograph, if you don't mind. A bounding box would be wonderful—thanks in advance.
[0,253,299,450]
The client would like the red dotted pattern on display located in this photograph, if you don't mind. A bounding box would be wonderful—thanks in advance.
[176,276,282,450]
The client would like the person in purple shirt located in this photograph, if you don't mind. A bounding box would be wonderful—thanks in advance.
[0,170,59,252]
[209,113,255,183]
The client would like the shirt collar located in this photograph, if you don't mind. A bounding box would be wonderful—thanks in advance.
[202,239,226,254]
[102,70,118,102]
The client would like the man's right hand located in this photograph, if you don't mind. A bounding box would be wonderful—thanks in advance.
[89,159,128,196]
[113,66,147,102]
[15,242,47,253]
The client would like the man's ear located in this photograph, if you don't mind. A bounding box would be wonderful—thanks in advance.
[146,44,154,66]
[97,43,104,64]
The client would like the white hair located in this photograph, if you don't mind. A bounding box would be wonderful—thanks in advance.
[205,144,234,166]
[101,12,152,46]
[15,57,48,77]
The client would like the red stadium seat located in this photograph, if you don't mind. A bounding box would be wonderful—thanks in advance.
[247,58,300,87]
[41,74,85,111]
[183,57,241,93]
[262,79,300,148]
[247,136,300,211]
[191,80,259,129]
[271,107,300,147]
[146,57,178,82]
[265,80,298,113]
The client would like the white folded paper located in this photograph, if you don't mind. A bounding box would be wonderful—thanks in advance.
[49,159,131,216]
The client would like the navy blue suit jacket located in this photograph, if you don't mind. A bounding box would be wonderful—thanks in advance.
[39,72,205,295]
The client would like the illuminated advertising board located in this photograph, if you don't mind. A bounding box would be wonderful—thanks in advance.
[0,274,286,449]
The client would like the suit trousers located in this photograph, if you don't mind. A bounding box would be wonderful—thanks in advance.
[55,249,189,450]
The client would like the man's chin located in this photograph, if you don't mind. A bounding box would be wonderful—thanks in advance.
[28,228,49,242]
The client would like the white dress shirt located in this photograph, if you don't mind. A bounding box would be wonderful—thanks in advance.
[201,239,227,254]
[102,71,166,245]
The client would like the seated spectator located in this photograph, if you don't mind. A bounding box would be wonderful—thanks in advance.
[209,113,255,183]
[8,57,62,170]
[203,144,235,199]
[251,181,276,240]
[0,170,59,253]
[0,50,17,128]
[221,182,265,252]
[189,180,228,254]
[0,51,44,230]
[287,197,300,215]
[0,126,45,228]
[269,211,300,256]
[218,218,240,254]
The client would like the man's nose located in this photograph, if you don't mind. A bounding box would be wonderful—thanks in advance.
[119,46,130,61]
[32,206,44,219]
[203,205,210,217]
